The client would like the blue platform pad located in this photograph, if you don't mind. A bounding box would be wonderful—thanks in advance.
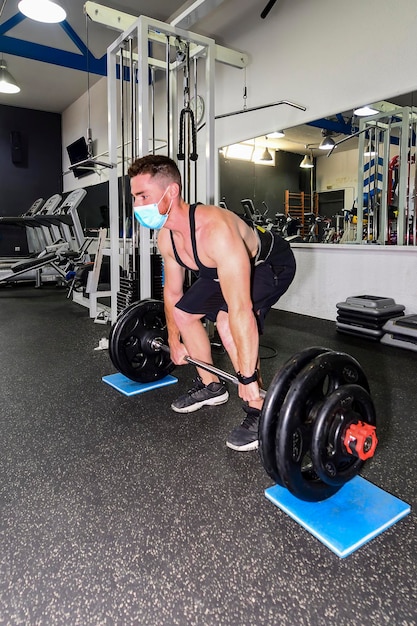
[265,476,411,558]
[102,372,178,396]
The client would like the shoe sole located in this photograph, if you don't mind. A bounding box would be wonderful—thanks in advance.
[226,439,259,452]
[171,391,229,414]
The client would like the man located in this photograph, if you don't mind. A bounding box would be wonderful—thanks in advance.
[128,155,296,451]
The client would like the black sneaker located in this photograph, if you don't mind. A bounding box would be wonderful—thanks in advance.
[171,376,229,413]
[226,405,260,451]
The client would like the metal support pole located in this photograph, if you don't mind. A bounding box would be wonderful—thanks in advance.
[166,35,171,158]
[193,55,198,203]
[379,123,390,244]
[138,18,152,299]
[119,43,128,270]
[397,108,410,246]
[128,37,137,276]
[412,116,417,246]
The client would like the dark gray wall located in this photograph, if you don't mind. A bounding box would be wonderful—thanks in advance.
[0,104,62,255]
[0,104,62,215]
[219,150,314,219]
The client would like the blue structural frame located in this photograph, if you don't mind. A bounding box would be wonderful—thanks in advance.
[308,114,353,136]
[0,12,107,76]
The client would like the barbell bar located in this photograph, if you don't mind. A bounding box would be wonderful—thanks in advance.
[108,298,378,502]
[149,336,267,398]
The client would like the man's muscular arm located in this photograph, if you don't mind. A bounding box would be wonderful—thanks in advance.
[157,229,188,365]
[206,220,261,403]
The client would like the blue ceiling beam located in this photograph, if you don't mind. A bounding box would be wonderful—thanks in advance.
[307,117,353,136]
[0,34,106,75]
[59,19,90,57]
[0,12,106,75]
[0,12,26,35]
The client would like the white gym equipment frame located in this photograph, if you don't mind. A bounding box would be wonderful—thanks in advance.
[105,13,247,323]
[355,107,417,246]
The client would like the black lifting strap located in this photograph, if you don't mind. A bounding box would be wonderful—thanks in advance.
[177,106,198,162]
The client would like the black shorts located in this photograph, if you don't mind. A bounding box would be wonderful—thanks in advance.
[175,245,296,332]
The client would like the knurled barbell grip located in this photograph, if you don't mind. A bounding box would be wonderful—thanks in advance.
[151,338,266,399]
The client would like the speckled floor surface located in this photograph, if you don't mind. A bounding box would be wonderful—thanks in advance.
[0,285,416,626]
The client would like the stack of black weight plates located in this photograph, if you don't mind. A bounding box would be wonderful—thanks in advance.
[117,273,139,315]
[336,295,405,341]
[381,314,417,352]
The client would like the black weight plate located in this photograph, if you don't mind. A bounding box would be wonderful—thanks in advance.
[109,299,175,383]
[310,384,376,487]
[259,347,333,486]
[275,351,370,502]
[109,298,156,373]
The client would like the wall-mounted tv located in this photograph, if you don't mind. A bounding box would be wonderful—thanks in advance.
[66,137,93,179]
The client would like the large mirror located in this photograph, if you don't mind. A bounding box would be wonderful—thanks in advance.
[219,91,417,246]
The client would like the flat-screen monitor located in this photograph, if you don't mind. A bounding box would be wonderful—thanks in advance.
[66,137,92,179]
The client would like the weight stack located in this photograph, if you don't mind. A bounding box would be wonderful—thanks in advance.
[117,272,139,315]
[336,295,405,341]
[381,314,417,352]
[151,253,164,301]
[116,254,164,316]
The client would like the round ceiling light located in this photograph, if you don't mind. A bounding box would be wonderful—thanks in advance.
[18,0,67,24]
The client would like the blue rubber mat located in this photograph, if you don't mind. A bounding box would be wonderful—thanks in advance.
[265,476,411,558]
[102,372,178,396]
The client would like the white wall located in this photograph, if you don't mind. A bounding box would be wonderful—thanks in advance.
[278,244,417,321]
[211,0,417,149]
[62,77,109,192]
[316,150,358,210]
[61,0,417,320]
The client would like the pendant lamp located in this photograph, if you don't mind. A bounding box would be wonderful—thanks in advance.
[0,58,20,94]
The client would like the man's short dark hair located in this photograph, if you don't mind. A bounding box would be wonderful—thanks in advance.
[128,155,182,191]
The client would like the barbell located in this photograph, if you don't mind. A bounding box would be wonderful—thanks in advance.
[108,298,378,502]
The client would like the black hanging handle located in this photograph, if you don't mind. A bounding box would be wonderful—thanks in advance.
[177,107,198,162]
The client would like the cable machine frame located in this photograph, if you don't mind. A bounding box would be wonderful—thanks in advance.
[356,106,417,246]
[106,16,217,323]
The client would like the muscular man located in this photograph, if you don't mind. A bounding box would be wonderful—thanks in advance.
[129,155,296,451]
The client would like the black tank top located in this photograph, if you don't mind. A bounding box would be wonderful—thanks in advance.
[170,203,219,279]
[169,203,287,279]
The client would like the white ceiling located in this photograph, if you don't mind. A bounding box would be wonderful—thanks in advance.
[0,0,234,113]
[1,1,415,157]
[2,0,328,154]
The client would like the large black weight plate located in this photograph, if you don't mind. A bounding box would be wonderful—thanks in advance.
[259,347,332,486]
[310,384,376,487]
[109,299,175,383]
[275,351,370,502]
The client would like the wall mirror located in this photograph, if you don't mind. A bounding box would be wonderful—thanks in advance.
[218,91,417,246]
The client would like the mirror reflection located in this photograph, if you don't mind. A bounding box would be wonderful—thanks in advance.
[219,92,417,246]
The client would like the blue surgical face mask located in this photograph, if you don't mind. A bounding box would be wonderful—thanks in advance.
[133,186,172,230]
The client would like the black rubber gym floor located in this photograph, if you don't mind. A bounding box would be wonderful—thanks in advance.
[0,285,416,625]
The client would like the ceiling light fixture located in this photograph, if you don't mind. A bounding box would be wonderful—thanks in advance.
[18,0,66,23]
[260,147,273,161]
[300,153,314,169]
[269,130,285,139]
[319,130,336,150]
[260,136,273,161]
[0,58,20,94]
[354,105,378,116]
